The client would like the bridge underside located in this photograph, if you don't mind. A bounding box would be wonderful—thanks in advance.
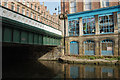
[1,16,62,46]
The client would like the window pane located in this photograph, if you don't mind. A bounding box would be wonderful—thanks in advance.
[85,5,91,9]
[82,16,95,34]
[69,20,79,36]
[70,8,76,13]
[70,0,76,13]
[99,14,114,33]
[70,2,76,7]
[102,0,109,7]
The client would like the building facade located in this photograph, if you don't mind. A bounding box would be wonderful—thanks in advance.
[61,0,119,14]
[61,0,120,56]
[1,0,61,30]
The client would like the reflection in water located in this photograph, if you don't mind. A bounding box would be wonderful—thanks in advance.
[70,66,79,78]
[39,61,120,79]
[3,60,120,79]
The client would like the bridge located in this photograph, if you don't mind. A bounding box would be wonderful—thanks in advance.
[1,5,63,68]
[0,6,62,46]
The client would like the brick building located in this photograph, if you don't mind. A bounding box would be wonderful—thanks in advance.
[1,0,61,30]
[60,0,120,56]
[61,0,119,14]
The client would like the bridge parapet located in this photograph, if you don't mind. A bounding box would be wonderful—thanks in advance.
[0,6,62,36]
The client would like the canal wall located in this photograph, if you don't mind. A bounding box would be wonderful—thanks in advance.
[59,56,120,65]
[38,46,64,61]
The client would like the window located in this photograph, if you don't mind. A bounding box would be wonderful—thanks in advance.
[34,14,36,19]
[35,4,36,10]
[44,13,45,17]
[82,16,95,35]
[70,0,76,13]
[68,19,79,36]
[101,39,113,56]
[38,15,40,21]
[31,12,33,18]
[27,2,29,7]
[98,13,114,34]
[51,17,52,21]
[17,5,20,13]
[11,3,15,11]
[26,10,29,16]
[4,2,7,7]
[23,0,25,5]
[31,4,33,9]
[118,12,120,32]
[84,40,95,55]
[84,0,91,10]
[102,0,109,7]
[38,7,40,12]
[22,8,25,15]
[70,41,79,55]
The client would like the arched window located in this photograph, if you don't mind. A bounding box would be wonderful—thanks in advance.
[70,41,79,55]
[101,39,113,56]
[84,40,95,55]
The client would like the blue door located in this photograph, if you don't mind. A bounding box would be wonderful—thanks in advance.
[84,40,95,55]
[70,41,79,55]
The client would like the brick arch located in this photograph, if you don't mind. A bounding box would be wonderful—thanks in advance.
[69,40,79,43]
[98,37,115,43]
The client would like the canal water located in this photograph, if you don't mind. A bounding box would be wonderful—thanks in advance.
[2,60,120,79]
[2,45,120,79]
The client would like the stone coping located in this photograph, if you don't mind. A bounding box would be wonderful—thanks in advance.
[38,56,120,65]
[59,56,120,65]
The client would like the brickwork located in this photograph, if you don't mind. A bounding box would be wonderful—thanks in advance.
[92,2,100,10]
[65,34,119,56]
[64,10,120,56]
[76,2,83,13]
[61,0,119,14]
[1,0,61,30]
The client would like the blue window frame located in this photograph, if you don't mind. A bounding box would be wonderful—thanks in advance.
[82,16,95,35]
[118,12,120,33]
[98,13,114,34]
[68,19,79,36]
[84,40,95,55]
[101,39,113,56]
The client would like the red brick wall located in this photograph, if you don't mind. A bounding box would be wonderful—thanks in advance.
[109,0,119,7]
[76,2,83,12]
[92,2,100,10]
[66,1,69,13]
[61,0,119,14]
